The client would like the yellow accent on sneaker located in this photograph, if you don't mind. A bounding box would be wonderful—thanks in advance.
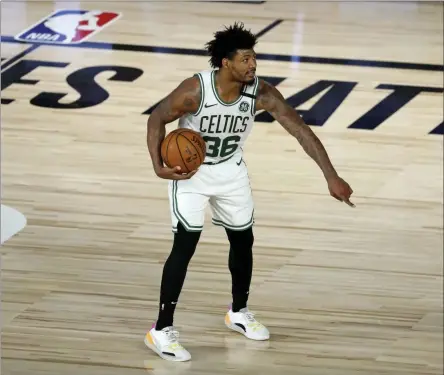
[247,321,265,332]
[145,332,154,345]
[144,327,191,362]
[225,309,270,341]
[225,313,231,325]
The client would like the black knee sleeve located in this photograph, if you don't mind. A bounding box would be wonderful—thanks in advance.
[171,221,201,262]
[226,227,254,250]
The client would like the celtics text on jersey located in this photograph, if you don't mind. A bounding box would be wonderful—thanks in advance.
[178,70,259,165]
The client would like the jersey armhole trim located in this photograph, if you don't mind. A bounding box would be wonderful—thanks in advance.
[250,77,259,116]
[192,73,205,116]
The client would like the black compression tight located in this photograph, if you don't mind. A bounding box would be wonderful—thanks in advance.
[155,222,254,330]
[226,226,254,312]
[155,222,201,330]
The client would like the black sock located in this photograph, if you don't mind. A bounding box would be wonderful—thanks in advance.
[155,222,201,330]
[156,301,178,330]
[226,227,254,313]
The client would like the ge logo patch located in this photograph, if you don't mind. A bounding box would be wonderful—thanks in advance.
[239,101,249,113]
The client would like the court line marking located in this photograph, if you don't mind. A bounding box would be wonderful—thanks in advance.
[255,19,284,38]
[1,35,443,72]
[1,44,40,70]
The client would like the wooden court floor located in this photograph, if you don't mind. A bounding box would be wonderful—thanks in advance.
[1,1,443,374]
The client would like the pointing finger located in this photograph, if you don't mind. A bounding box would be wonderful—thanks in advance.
[344,197,355,207]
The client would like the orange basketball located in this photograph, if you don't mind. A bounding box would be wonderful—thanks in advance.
[161,128,206,173]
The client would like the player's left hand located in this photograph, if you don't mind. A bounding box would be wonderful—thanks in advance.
[327,175,355,207]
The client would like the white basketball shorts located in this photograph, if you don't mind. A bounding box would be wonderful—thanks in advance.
[168,156,254,232]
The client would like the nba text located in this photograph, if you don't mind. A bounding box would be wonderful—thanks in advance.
[1,59,442,135]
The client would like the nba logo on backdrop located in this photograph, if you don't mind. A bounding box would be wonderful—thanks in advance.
[15,9,121,44]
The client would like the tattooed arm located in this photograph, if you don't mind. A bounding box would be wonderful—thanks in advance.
[256,79,355,206]
[256,80,338,180]
[147,76,201,179]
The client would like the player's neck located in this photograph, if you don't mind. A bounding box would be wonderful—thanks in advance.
[214,69,243,102]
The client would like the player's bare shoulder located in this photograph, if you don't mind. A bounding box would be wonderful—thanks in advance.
[152,75,202,123]
[255,78,286,113]
[173,75,202,113]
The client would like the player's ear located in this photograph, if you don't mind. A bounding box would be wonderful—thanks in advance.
[221,57,230,69]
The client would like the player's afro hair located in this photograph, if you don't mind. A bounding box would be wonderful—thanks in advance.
[205,22,257,68]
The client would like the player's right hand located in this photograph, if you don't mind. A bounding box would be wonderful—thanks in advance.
[155,166,197,180]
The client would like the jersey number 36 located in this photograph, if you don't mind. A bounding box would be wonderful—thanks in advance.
[202,135,241,158]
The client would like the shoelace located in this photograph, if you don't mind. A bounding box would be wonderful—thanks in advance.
[244,312,264,331]
[163,327,180,343]
[161,328,184,351]
[245,312,256,322]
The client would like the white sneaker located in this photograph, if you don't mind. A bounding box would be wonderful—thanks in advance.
[144,324,191,362]
[225,307,270,341]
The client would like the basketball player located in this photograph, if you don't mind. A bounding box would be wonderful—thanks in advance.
[145,22,354,362]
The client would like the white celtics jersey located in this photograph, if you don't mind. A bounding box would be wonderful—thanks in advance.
[178,69,259,164]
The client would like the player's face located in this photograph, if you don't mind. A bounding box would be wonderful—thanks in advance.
[229,49,257,84]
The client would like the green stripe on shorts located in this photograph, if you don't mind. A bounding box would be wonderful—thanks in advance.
[172,181,203,232]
